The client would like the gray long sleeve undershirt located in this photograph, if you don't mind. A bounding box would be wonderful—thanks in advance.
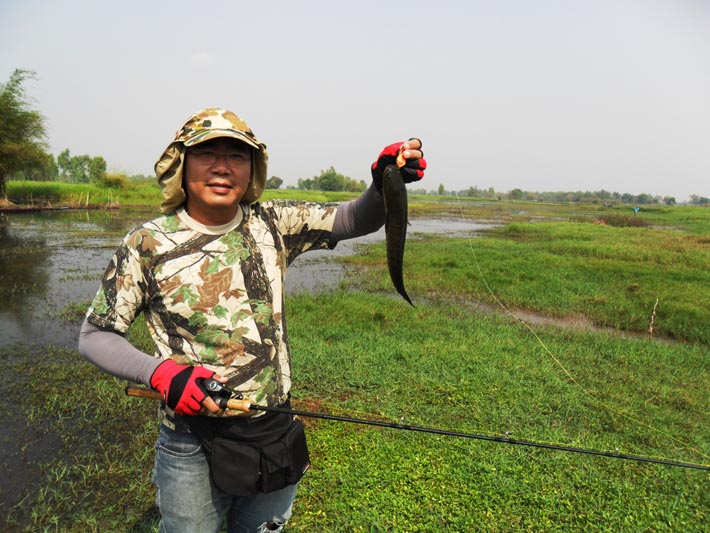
[79,320,161,386]
[330,182,385,243]
[78,184,385,385]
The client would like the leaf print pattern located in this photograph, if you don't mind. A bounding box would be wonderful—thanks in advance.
[171,285,199,306]
[116,274,135,292]
[195,260,233,311]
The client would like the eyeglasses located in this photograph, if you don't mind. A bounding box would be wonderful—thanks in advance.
[188,149,251,168]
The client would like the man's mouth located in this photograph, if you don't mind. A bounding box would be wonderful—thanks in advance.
[207,181,233,193]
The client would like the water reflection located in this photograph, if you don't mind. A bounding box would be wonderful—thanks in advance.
[0,214,51,326]
[0,209,153,348]
[0,208,489,349]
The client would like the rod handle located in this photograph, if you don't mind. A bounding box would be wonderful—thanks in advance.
[125,386,253,413]
[223,398,253,412]
[125,386,162,400]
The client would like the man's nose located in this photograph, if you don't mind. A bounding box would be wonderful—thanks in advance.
[211,154,231,170]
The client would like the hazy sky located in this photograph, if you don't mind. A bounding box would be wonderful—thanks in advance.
[2,0,709,201]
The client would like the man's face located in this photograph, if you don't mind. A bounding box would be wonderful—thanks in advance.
[183,137,252,225]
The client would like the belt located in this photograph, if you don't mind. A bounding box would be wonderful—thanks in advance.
[163,414,194,433]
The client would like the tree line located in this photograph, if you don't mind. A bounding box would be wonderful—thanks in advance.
[15,148,109,184]
[2,69,707,205]
[424,186,706,206]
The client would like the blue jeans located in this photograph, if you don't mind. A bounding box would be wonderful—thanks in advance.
[152,424,299,533]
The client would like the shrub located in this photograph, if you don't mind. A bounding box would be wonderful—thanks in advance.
[572,214,650,228]
[101,172,129,189]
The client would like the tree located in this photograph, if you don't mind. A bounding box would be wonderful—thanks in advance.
[509,188,523,200]
[636,193,655,205]
[318,167,341,191]
[88,155,107,184]
[266,176,283,189]
[0,69,48,198]
[465,186,483,197]
[10,151,57,181]
[57,149,72,180]
[57,149,106,183]
[297,167,365,192]
[297,176,318,190]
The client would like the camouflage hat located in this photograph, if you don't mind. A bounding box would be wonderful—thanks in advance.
[154,108,269,213]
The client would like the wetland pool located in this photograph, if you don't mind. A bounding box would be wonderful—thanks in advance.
[0,207,490,350]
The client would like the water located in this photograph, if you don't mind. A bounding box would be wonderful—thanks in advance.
[0,208,490,349]
[0,209,141,349]
[287,217,491,293]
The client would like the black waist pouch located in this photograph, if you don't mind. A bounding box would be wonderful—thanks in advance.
[185,402,310,497]
[211,418,310,495]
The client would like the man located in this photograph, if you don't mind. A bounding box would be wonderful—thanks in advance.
[78,108,425,533]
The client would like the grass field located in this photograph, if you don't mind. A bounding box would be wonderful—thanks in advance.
[1,188,708,532]
[343,219,710,345]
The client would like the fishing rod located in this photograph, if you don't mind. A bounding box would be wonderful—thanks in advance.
[126,384,709,471]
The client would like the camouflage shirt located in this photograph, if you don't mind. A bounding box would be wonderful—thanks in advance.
[87,201,337,408]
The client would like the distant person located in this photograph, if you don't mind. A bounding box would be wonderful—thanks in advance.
[633,206,640,215]
[78,108,425,533]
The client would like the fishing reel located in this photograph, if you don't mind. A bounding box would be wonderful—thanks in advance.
[198,378,243,408]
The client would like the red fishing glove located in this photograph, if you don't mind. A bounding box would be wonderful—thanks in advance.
[150,359,215,416]
[370,139,427,190]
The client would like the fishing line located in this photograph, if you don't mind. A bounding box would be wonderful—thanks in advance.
[452,192,709,467]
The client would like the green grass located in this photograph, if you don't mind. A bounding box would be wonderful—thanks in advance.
[342,220,710,345]
[3,293,708,532]
[287,294,709,531]
[6,180,160,208]
[2,196,709,531]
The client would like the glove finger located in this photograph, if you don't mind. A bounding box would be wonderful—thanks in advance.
[401,168,423,182]
[404,157,426,171]
[401,158,427,182]
[373,142,404,171]
[175,395,203,416]
[177,384,207,414]
[168,366,214,413]
[187,394,205,414]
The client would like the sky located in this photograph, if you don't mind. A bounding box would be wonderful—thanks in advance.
[1,0,709,201]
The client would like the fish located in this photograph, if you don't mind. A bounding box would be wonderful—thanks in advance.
[382,164,415,307]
